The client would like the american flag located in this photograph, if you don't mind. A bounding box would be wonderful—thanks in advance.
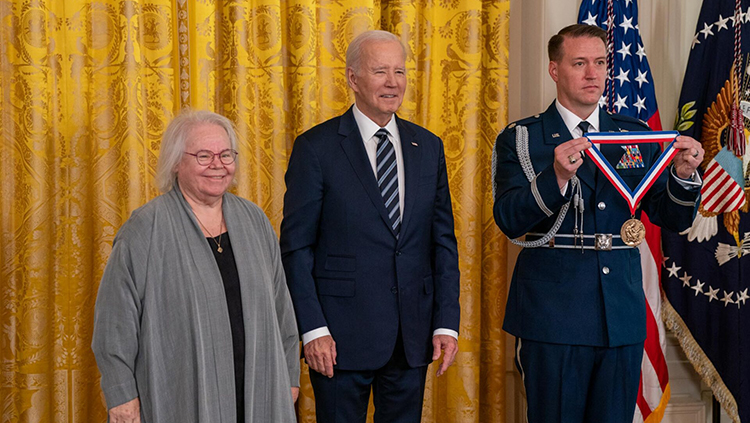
[662,0,750,421]
[578,1,671,422]
[701,150,746,215]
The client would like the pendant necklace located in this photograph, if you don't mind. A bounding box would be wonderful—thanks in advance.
[194,213,225,253]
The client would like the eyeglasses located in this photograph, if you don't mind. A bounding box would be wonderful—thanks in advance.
[184,149,238,166]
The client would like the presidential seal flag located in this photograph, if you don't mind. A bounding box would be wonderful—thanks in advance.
[578,1,671,422]
[662,0,750,422]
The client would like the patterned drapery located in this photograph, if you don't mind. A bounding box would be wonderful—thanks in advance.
[0,0,509,421]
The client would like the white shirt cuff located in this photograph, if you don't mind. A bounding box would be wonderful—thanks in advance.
[559,181,569,196]
[433,328,458,340]
[304,327,458,345]
[302,326,331,346]
[671,166,703,190]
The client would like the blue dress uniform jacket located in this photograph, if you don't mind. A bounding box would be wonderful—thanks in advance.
[280,107,460,370]
[493,103,698,347]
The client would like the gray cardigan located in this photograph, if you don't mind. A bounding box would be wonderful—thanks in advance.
[92,187,299,422]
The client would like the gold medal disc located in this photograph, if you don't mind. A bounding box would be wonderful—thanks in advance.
[620,218,646,246]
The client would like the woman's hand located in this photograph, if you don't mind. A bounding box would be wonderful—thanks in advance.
[109,397,140,423]
[291,387,300,403]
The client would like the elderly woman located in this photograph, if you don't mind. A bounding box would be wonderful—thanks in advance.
[92,110,300,423]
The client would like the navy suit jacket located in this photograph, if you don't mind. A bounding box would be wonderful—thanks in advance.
[280,107,460,370]
[493,103,699,347]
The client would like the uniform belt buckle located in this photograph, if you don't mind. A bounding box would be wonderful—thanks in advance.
[595,234,612,251]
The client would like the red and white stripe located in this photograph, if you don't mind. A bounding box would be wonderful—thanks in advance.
[634,212,671,423]
[700,159,746,213]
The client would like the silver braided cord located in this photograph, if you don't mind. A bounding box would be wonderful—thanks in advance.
[491,125,576,248]
[515,125,536,182]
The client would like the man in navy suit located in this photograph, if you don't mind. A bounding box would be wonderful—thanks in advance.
[493,24,703,422]
[280,30,460,422]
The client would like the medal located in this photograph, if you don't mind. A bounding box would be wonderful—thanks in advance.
[621,217,646,246]
[585,131,678,248]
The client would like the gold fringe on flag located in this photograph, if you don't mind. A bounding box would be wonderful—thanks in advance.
[662,292,740,423]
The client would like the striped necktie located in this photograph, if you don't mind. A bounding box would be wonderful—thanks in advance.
[375,128,400,236]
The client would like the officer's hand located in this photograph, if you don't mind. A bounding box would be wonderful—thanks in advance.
[553,137,591,189]
[304,335,337,378]
[671,135,704,179]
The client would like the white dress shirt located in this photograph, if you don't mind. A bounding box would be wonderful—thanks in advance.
[556,101,600,195]
[353,104,405,220]
[556,100,600,138]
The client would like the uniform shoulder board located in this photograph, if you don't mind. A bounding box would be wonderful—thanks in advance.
[500,114,541,134]
[514,114,542,127]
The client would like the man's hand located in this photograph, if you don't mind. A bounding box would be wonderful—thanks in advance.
[553,137,591,189]
[432,335,458,377]
[672,135,704,179]
[291,387,300,403]
[109,397,140,423]
[304,335,337,378]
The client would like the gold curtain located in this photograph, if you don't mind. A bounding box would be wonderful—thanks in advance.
[0,0,510,421]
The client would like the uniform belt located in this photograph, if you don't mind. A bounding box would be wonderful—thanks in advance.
[525,233,636,251]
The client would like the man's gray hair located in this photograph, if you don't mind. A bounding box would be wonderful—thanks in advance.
[155,110,239,193]
[346,30,406,73]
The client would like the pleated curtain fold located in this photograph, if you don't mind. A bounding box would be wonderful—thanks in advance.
[0,1,509,421]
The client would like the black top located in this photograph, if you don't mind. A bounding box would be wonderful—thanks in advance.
[207,232,245,423]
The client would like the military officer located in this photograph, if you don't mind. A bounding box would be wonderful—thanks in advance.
[492,24,703,423]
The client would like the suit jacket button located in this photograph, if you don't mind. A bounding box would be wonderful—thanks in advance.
[598,202,606,210]
[602,266,610,275]
[391,286,398,294]
[395,250,402,256]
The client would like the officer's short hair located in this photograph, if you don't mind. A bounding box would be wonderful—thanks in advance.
[548,24,607,62]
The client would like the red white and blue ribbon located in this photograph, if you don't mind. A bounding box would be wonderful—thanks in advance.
[584,131,679,215]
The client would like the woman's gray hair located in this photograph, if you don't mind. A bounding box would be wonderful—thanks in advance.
[155,110,239,193]
[346,30,406,73]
